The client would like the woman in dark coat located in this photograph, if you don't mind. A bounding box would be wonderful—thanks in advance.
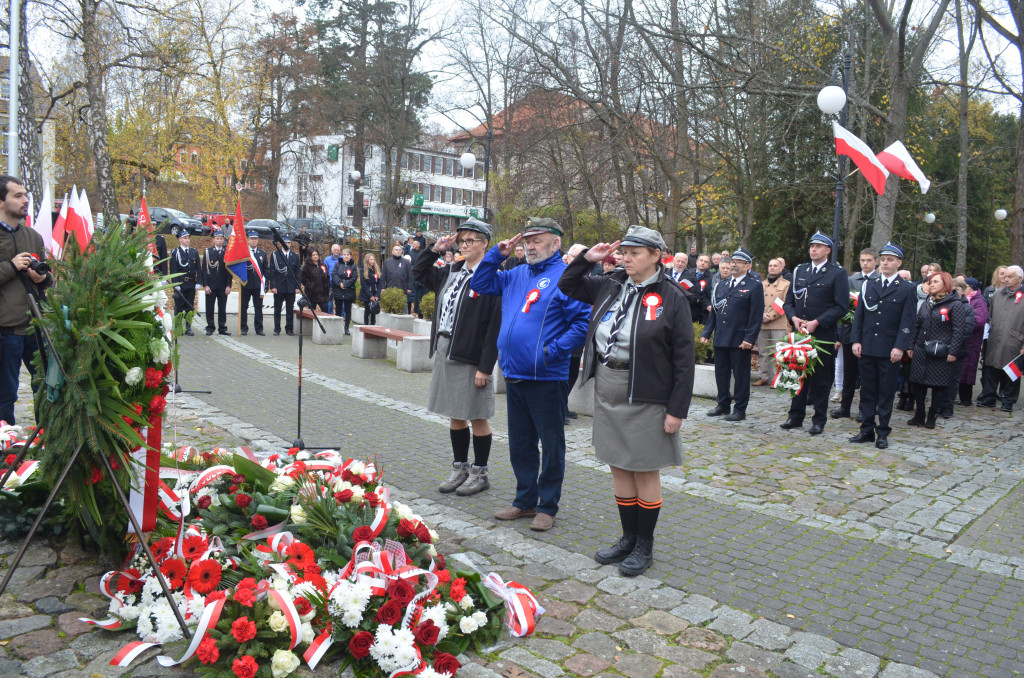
[359,253,382,325]
[300,248,331,312]
[559,226,694,577]
[331,248,358,335]
[908,272,970,428]
[958,278,989,405]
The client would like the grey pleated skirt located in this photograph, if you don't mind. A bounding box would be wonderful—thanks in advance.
[593,363,683,471]
[426,335,495,421]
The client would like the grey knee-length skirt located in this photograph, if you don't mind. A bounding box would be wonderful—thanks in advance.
[426,335,495,421]
[593,363,683,471]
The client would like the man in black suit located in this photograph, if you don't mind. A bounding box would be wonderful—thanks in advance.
[700,248,764,421]
[681,253,712,324]
[781,231,849,434]
[849,241,917,448]
[269,234,301,335]
[239,230,268,336]
[200,230,231,335]
[169,231,200,335]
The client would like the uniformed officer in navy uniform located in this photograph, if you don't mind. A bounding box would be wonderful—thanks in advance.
[700,248,764,421]
[849,241,916,448]
[239,230,268,336]
[199,229,231,335]
[269,234,302,335]
[781,231,849,434]
[168,229,200,335]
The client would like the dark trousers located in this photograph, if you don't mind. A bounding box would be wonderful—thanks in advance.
[714,347,751,414]
[913,382,947,418]
[979,365,1021,408]
[173,289,196,330]
[273,293,296,333]
[788,349,836,427]
[858,356,900,437]
[0,333,38,425]
[205,289,228,332]
[958,383,974,405]
[363,306,377,326]
[335,299,353,329]
[839,342,860,412]
[506,380,568,516]
[240,288,263,333]
[567,350,582,392]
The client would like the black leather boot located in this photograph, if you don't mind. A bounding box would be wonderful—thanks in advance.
[594,535,636,565]
[618,538,654,577]
[925,409,938,429]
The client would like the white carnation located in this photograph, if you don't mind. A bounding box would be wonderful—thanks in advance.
[149,338,170,364]
[459,615,479,633]
[125,367,144,386]
[296,451,311,460]
[459,594,474,610]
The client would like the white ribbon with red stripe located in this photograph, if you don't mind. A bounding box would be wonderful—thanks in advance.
[189,465,235,492]
[110,641,158,666]
[303,630,335,669]
[482,573,545,637]
[268,589,302,650]
[154,597,226,667]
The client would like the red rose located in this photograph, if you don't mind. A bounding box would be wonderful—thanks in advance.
[397,519,417,538]
[349,630,374,658]
[187,559,222,594]
[235,493,252,508]
[375,600,402,625]
[341,468,353,482]
[435,554,446,570]
[149,395,166,415]
[415,524,432,544]
[144,367,162,389]
[334,489,354,503]
[250,515,268,530]
[449,578,466,602]
[231,616,257,643]
[228,484,238,493]
[351,474,367,486]
[232,655,258,678]
[388,579,415,606]
[196,495,212,510]
[366,492,380,508]
[232,473,246,484]
[434,652,461,676]
[196,634,219,665]
[352,526,374,543]
[294,597,313,617]
[159,558,187,590]
[414,620,440,646]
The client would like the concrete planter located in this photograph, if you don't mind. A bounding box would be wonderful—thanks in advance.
[412,318,433,336]
[379,312,415,333]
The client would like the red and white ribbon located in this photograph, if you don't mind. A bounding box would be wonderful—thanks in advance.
[110,641,158,667]
[189,465,235,492]
[642,292,662,321]
[304,630,335,669]
[521,289,540,313]
[1016,291,1023,304]
[268,589,302,649]
[154,597,226,667]
[482,573,545,637]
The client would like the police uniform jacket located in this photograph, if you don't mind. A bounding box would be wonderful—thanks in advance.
[242,247,268,292]
[199,246,230,290]
[559,252,695,419]
[169,246,200,290]
[331,260,359,301]
[849,276,917,357]
[701,275,764,348]
[268,248,301,292]
[909,292,970,387]
[783,261,849,342]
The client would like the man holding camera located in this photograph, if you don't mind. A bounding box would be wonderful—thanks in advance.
[0,175,52,425]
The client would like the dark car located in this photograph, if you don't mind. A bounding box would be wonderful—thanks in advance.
[239,219,282,239]
[149,207,206,236]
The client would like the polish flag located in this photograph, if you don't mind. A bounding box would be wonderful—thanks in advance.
[1004,355,1024,382]
[26,192,32,229]
[833,122,889,195]
[772,297,786,316]
[51,194,68,259]
[64,188,90,253]
[80,188,95,239]
[74,189,94,251]
[31,182,53,254]
[876,141,930,194]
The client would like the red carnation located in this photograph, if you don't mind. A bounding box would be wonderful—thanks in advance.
[235,493,252,508]
[144,367,162,389]
[415,620,440,646]
[294,596,313,617]
[187,559,222,594]
[434,652,461,676]
[234,579,256,607]
[349,630,374,658]
[159,558,187,590]
[181,535,208,561]
[116,568,143,595]
[286,542,315,570]
[415,524,432,544]
[161,384,170,396]
[149,395,166,415]
[334,489,354,503]
[162,361,173,377]
[231,616,257,643]
[301,563,322,580]
[449,578,467,602]
[287,447,299,454]
[397,518,416,538]
[232,655,258,678]
[196,495,212,510]
[4,454,15,465]
[388,579,415,606]
[196,634,219,665]
[375,600,402,625]
[206,590,227,602]
[435,569,451,584]
[88,467,103,484]
[250,515,268,530]
[352,526,374,543]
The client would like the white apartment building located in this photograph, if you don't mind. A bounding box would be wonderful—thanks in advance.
[277,134,487,234]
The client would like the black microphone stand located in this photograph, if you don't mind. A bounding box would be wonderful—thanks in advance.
[293,296,326,450]
[170,289,211,395]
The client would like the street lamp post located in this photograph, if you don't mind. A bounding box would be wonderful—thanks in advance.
[459,127,493,223]
[987,207,1008,282]
[817,48,851,264]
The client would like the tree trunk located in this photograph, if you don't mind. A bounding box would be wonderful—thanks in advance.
[16,0,41,194]
[1012,106,1024,265]
[80,0,119,222]
[870,79,910,250]
[955,0,972,275]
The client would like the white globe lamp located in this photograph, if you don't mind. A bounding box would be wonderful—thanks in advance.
[995,208,1008,221]
[817,86,847,115]
[924,213,936,224]
[459,152,476,171]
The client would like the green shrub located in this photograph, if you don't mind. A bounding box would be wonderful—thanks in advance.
[420,292,436,320]
[693,323,714,364]
[380,286,408,314]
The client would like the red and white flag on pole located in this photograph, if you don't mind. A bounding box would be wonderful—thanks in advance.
[138,195,156,255]
[51,194,68,259]
[876,141,930,194]
[31,182,53,254]
[1004,354,1024,382]
[64,187,92,253]
[833,122,890,195]
[772,297,786,316]
[80,188,95,240]
[26,192,32,229]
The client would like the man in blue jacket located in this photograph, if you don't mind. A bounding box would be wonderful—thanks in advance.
[473,217,591,532]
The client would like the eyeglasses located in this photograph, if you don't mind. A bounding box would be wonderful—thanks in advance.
[458,238,485,247]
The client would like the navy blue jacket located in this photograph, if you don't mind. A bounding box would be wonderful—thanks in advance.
[701,275,765,347]
[850,276,917,357]
[783,261,849,342]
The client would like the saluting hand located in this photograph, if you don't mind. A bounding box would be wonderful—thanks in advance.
[497,233,523,257]
[433,234,457,253]
[585,240,621,263]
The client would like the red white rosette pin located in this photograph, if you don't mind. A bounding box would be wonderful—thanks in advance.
[1016,291,1023,304]
[642,292,662,320]
[939,307,949,322]
[522,289,540,313]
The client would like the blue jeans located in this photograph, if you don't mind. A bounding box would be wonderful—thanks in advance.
[0,333,39,425]
[506,380,568,516]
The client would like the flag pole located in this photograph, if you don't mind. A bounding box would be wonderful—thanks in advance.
[7,0,21,177]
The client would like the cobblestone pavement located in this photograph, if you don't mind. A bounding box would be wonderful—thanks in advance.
[2,322,1023,677]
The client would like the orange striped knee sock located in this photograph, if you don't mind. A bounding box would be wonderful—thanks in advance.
[615,495,638,535]
[637,498,662,539]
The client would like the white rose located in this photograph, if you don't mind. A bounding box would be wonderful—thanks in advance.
[393,502,413,520]
[290,505,307,524]
[350,486,365,502]
[332,478,353,493]
[348,461,365,475]
[271,649,301,678]
[125,367,143,386]
[268,610,289,633]
[269,475,296,492]
[459,616,479,634]
[296,451,310,460]
[427,545,437,557]
[428,529,439,543]
[301,621,315,643]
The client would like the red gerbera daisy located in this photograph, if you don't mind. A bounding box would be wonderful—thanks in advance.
[286,542,315,570]
[186,559,222,595]
[116,568,143,595]
[150,537,175,562]
[181,535,208,562]
[159,558,187,590]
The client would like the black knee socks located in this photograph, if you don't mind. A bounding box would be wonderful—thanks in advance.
[472,434,491,467]
[450,428,470,463]
[637,498,662,540]
[615,496,638,535]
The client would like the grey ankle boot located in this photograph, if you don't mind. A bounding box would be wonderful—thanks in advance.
[455,465,490,496]
[439,462,470,493]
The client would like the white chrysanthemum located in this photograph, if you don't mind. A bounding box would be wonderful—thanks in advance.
[459,616,479,633]
[154,616,184,644]
[135,613,154,640]
[419,668,451,678]
[125,367,144,386]
[295,451,310,461]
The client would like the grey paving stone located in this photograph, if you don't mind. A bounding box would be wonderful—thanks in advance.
[22,649,79,678]
[611,628,667,655]
[823,648,881,678]
[534,616,576,637]
[725,641,784,669]
[771,660,822,678]
[660,666,700,678]
[563,653,611,677]
[544,580,597,604]
[0,658,24,675]
[655,646,717,670]
[675,627,728,653]
[707,663,769,678]
[613,653,663,678]
[784,632,840,670]
[571,633,620,662]
[456,661,506,678]
[707,607,755,639]
[631,587,686,610]
[574,609,624,632]
[630,610,689,635]
[668,603,716,625]
[0,614,51,640]
[744,618,794,651]
[877,664,940,678]
[594,594,648,619]
[498,647,565,678]
[33,597,75,615]
[523,638,576,661]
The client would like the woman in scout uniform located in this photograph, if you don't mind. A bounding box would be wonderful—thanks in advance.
[559,226,695,577]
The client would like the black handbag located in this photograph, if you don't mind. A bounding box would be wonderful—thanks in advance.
[367,300,381,315]
[924,339,949,358]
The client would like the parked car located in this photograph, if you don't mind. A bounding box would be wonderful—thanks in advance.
[195,212,249,233]
[242,219,283,239]
[148,207,206,235]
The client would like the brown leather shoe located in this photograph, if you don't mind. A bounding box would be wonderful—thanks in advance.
[529,513,555,531]
[493,506,537,520]
[752,378,768,387]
